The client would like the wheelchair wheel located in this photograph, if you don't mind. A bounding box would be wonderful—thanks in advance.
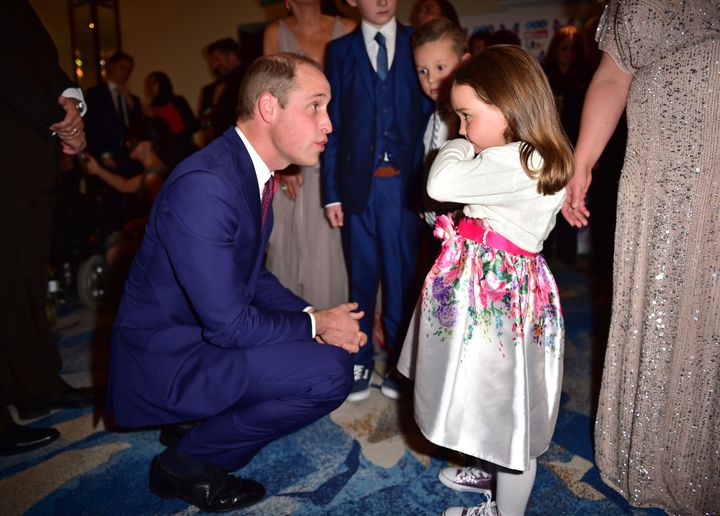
[76,254,108,310]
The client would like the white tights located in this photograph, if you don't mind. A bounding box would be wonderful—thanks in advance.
[495,458,537,516]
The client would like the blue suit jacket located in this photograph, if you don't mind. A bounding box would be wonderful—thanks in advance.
[106,127,312,426]
[322,23,432,214]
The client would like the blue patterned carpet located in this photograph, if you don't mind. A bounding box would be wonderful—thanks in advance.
[0,263,667,515]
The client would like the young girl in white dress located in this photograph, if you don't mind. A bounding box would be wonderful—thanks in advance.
[398,45,573,516]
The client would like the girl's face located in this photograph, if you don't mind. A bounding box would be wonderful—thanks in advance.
[451,83,509,153]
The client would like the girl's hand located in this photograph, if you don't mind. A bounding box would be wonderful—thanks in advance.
[561,164,592,227]
[82,153,101,176]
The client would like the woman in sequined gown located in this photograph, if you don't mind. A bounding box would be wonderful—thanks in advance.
[261,0,354,310]
[562,1,719,513]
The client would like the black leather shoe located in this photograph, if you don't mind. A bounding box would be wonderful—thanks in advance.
[0,422,60,456]
[16,381,98,420]
[159,421,199,447]
[149,457,266,512]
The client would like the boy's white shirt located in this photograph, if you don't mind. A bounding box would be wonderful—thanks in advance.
[423,110,450,156]
[427,139,566,253]
[360,17,397,70]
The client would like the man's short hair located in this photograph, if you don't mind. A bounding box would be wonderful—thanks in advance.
[411,17,467,57]
[236,53,323,121]
[207,37,241,58]
[107,51,134,68]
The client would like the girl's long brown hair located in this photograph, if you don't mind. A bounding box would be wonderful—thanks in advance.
[453,45,573,195]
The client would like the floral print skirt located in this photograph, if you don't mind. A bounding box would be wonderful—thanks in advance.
[398,215,564,470]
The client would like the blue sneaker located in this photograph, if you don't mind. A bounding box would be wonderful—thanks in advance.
[380,369,409,399]
[346,365,371,402]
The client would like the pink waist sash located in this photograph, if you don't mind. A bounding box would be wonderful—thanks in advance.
[457,217,537,257]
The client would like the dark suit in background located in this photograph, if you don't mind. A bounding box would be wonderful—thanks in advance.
[0,0,78,431]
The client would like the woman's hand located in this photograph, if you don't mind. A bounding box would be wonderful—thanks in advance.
[277,169,303,201]
[561,163,592,227]
[82,153,102,176]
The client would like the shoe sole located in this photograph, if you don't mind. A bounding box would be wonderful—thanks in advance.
[150,484,262,513]
[438,471,492,496]
[379,385,401,400]
[345,388,371,402]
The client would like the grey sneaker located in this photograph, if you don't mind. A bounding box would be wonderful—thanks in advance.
[438,466,492,496]
[443,501,498,516]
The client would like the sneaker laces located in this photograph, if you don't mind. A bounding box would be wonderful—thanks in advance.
[463,501,498,516]
[456,466,491,482]
[353,365,369,381]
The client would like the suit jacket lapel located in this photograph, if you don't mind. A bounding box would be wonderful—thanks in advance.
[351,29,374,99]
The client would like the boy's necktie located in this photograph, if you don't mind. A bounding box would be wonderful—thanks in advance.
[261,175,275,230]
[374,32,388,81]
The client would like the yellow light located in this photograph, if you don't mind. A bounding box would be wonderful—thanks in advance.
[74,58,83,66]
[88,22,95,29]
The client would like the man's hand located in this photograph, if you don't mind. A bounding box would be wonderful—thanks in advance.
[314,302,367,353]
[325,204,344,228]
[50,96,85,155]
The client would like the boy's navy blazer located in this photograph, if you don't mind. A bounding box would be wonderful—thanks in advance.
[106,127,312,426]
[322,23,433,214]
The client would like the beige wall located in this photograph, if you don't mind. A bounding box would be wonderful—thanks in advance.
[31,0,588,116]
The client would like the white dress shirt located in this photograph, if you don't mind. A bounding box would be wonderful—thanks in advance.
[360,17,397,71]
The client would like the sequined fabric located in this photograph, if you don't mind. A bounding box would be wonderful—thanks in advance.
[594,1,720,513]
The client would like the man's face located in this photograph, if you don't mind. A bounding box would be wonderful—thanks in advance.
[348,0,397,28]
[271,64,332,168]
[414,39,464,102]
[107,58,133,85]
[210,51,239,76]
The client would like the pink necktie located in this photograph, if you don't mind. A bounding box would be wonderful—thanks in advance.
[261,175,275,230]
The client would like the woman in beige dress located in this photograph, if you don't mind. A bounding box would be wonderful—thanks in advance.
[562,1,719,513]
[263,0,355,309]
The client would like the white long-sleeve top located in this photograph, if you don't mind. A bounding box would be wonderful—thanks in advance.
[427,139,566,253]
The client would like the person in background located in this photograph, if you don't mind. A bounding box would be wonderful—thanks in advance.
[82,117,171,267]
[410,0,460,29]
[467,30,490,56]
[541,26,589,266]
[399,45,573,516]
[262,0,354,311]
[322,0,433,401]
[487,28,520,47]
[0,0,94,456]
[562,1,719,513]
[145,71,199,167]
[85,51,142,171]
[198,38,248,144]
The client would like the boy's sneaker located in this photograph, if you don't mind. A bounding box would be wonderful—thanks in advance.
[380,369,409,399]
[439,466,493,495]
[346,365,371,402]
[443,501,498,516]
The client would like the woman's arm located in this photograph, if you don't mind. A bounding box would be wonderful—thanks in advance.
[562,53,632,227]
[262,21,279,56]
[84,154,143,194]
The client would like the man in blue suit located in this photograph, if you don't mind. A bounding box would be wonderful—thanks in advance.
[106,53,367,513]
[322,0,432,401]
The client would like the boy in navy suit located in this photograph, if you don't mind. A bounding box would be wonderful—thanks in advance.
[322,0,432,401]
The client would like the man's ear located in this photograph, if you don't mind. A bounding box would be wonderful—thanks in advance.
[257,92,277,123]
[461,52,471,62]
